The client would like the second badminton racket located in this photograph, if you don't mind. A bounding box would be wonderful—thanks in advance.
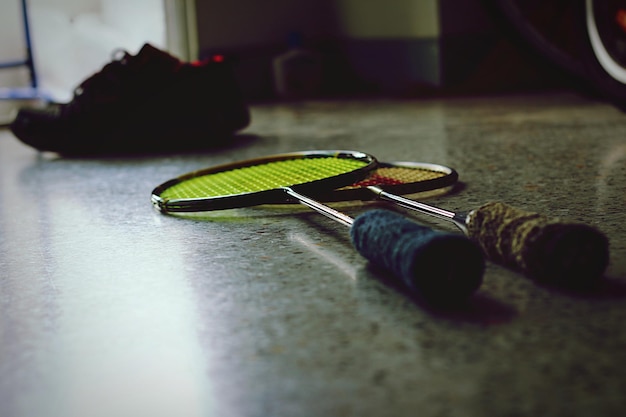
[299,159,609,287]
[300,159,608,288]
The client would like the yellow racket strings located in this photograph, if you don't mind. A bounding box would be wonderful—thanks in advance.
[159,157,369,200]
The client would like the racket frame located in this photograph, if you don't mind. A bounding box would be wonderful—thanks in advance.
[151,150,377,213]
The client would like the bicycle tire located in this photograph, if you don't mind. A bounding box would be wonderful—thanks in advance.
[484,0,626,106]
[580,0,626,105]
[482,0,586,79]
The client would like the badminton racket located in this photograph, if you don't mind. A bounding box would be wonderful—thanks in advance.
[151,150,485,303]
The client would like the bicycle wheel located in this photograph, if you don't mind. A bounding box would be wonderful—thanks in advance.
[482,0,586,79]
[581,0,626,104]
[484,0,626,106]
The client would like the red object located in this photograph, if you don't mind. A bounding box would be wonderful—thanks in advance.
[616,9,626,33]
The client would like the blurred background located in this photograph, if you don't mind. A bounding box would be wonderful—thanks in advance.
[0,0,613,119]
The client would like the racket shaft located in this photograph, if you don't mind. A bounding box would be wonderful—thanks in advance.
[284,187,353,226]
[368,186,468,232]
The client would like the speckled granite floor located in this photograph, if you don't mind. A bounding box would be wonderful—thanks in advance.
[1,92,625,417]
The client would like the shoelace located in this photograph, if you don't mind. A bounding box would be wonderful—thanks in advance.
[65,49,132,114]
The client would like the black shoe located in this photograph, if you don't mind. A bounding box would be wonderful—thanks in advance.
[10,44,250,155]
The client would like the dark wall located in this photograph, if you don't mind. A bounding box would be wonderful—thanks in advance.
[194,0,561,100]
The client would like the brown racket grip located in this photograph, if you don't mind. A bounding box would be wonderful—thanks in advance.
[466,202,609,288]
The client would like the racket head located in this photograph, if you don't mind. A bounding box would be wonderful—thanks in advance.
[319,161,459,202]
[151,150,377,213]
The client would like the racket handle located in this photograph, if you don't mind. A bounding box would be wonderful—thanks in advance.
[350,209,485,303]
[467,202,610,288]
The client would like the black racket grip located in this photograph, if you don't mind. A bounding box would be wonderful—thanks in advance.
[350,209,485,303]
[467,202,610,288]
